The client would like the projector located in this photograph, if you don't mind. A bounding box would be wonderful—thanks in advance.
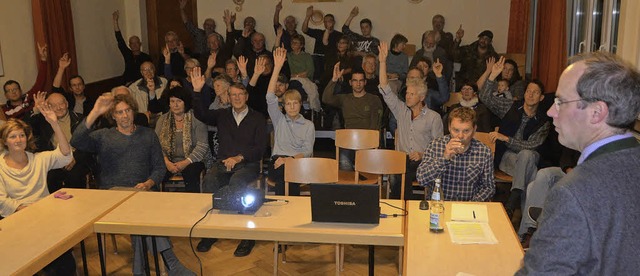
[212,185,265,214]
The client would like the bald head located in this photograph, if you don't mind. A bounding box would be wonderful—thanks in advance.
[47,93,69,119]
[111,86,131,96]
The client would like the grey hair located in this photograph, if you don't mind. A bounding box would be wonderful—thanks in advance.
[406,78,428,98]
[111,85,131,95]
[571,52,640,131]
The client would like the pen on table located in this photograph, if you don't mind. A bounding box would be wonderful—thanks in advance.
[472,211,476,219]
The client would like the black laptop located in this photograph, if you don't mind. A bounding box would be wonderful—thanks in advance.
[310,184,380,224]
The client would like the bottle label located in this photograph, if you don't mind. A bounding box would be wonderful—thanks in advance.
[431,192,440,201]
[430,213,441,230]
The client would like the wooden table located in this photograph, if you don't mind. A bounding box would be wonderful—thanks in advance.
[403,201,524,276]
[0,188,136,276]
[94,192,405,275]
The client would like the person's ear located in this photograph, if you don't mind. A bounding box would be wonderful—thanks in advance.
[589,101,609,125]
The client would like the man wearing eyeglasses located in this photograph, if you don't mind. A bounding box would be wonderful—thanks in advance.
[516,52,640,275]
[128,61,168,127]
[190,67,267,257]
[479,56,551,218]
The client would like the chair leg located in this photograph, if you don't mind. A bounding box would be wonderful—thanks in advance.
[273,241,279,275]
[335,244,340,276]
[398,246,403,275]
[282,244,287,263]
[340,244,345,271]
[110,234,118,254]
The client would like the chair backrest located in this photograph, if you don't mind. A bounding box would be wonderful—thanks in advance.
[355,149,407,200]
[335,129,380,150]
[284,157,338,184]
[473,131,496,154]
[443,92,462,112]
[355,149,407,175]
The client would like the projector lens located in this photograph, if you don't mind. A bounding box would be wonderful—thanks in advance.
[241,194,256,207]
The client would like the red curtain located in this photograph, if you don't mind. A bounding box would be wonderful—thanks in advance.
[532,0,567,92]
[507,0,530,54]
[32,0,77,91]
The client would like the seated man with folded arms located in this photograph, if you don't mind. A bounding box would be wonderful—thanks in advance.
[378,42,443,200]
[266,47,315,196]
[479,56,551,217]
[416,107,495,201]
[191,67,267,257]
[71,93,194,276]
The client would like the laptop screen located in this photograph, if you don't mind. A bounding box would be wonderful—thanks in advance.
[310,183,380,224]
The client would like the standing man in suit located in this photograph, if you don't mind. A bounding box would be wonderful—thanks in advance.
[517,52,640,275]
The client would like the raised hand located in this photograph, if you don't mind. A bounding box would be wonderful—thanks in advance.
[38,43,48,62]
[433,58,443,77]
[275,0,282,12]
[456,24,465,41]
[238,56,248,77]
[350,6,359,17]
[179,0,187,10]
[162,44,171,63]
[33,91,47,111]
[489,56,505,80]
[273,47,287,69]
[223,10,232,25]
[485,56,496,73]
[190,66,205,92]
[331,62,344,82]
[254,56,267,76]
[207,51,217,69]
[112,10,119,22]
[59,53,71,69]
[242,26,251,38]
[37,93,58,124]
[306,5,314,18]
[92,93,115,116]
[378,41,388,62]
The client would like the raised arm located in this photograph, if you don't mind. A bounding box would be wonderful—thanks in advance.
[84,93,115,129]
[112,10,120,32]
[302,6,313,33]
[267,47,287,125]
[190,67,218,126]
[53,53,71,89]
[35,92,71,156]
[249,56,267,87]
[478,56,512,118]
[273,0,282,27]
[429,58,450,107]
[476,57,496,92]
[179,0,189,24]
[343,6,358,29]
[321,62,344,107]
[378,42,389,87]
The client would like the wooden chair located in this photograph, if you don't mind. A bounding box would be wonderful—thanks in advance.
[443,92,462,113]
[335,129,379,184]
[273,158,340,274]
[355,149,407,200]
[473,130,514,184]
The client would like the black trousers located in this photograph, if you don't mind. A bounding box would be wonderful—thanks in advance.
[269,155,301,196]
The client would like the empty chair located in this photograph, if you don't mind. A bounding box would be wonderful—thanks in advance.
[335,129,379,184]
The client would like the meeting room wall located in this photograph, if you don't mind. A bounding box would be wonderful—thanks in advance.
[0,0,145,103]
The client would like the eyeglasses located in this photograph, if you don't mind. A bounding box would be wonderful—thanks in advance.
[553,97,595,111]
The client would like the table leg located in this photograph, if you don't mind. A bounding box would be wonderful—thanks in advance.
[80,240,88,276]
[96,233,107,276]
[368,245,374,276]
[141,236,150,276]
[151,237,160,276]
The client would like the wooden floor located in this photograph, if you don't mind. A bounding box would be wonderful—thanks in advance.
[72,234,401,275]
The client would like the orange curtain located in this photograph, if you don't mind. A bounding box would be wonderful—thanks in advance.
[32,0,77,91]
[507,0,530,54]
[532,0,567,92]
